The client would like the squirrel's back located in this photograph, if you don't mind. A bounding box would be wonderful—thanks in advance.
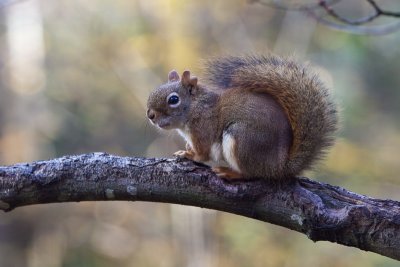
[204,55,338,177]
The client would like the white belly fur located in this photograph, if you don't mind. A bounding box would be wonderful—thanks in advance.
[176,128,193,149]
[177,129,241,174]
[222,132,241,173]
[210,142,223,162]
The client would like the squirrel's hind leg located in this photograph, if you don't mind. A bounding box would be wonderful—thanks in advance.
[209,131,244,180]
[221,122,290,179]
[212,166,242,179]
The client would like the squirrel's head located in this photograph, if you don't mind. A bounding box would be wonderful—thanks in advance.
[147,70,198,130]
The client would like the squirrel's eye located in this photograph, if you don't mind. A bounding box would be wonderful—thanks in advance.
[167,93,180,108]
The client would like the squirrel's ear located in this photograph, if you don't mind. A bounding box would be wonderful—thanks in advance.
[181,70,191,86]
[181,70,198,87]
[168,70,180,82]
[189,76,198,87]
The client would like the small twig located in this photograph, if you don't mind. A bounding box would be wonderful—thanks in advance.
[306,7,400,35]
[366,0,400,18]
[251,0,342,11]
[251,0,400,34]
[318,0,400,25]
[318,0,380,25]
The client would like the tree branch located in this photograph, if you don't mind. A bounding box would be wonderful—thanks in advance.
[252,0,400,35]
[0,153,399,260]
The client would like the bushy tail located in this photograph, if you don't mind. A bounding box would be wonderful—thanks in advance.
[204,55,338,177]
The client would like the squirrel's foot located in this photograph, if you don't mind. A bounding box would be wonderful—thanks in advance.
[173,150,195,160]
[212,166,243,180]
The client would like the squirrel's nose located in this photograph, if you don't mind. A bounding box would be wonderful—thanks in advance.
[147,109,156,120]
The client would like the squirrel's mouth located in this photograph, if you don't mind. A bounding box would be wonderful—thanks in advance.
[156,121,171,129]
[148,118,170,129]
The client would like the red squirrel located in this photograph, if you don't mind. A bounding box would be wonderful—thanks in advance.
[147,55,337,179]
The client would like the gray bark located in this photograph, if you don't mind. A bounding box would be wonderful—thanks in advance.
[0,153,399,260]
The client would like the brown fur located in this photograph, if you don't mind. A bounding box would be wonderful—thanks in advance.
[147,55,338,179]
[204,55,338,178]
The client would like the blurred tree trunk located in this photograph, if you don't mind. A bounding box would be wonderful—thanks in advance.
[0,9,11,164]
[0,153,399,261]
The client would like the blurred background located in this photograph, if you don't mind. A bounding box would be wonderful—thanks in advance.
[0,0,400,266]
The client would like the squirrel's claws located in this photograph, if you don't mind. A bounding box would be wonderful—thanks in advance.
[173,150,195,160]
[212,166,243,180]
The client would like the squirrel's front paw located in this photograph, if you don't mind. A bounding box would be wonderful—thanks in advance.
[173,150,195,160]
